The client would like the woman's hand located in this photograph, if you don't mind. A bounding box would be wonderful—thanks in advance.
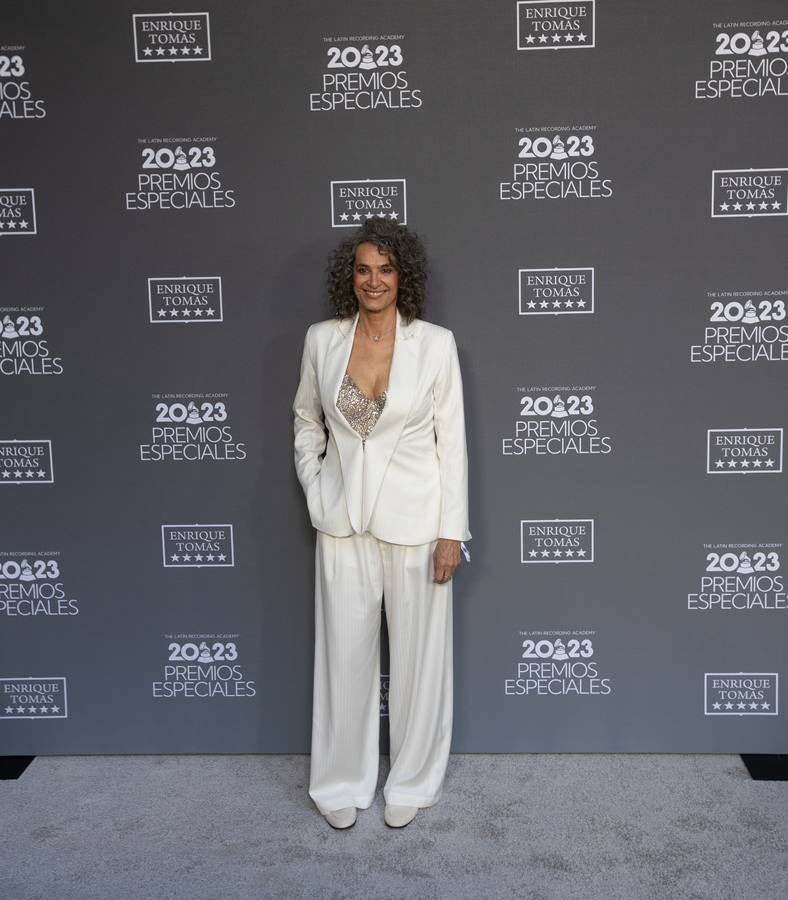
[433,538,461,584]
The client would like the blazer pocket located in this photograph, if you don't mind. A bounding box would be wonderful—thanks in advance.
[305,471,323,524]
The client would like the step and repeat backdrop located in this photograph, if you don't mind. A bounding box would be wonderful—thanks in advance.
[2,1,786,754]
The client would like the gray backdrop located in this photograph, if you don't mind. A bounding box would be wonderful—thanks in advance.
[1,0,786,754]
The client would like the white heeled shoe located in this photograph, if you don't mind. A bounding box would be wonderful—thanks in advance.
[324,806,357,829]
[384,804,418,828]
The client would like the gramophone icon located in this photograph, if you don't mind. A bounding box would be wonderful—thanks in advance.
[551,136,568,160]
[748,31,766,57]
[173,146,190,171]
[551,395,568,418]
[741,300,760,324]
[358,44,376,69]
[197,642,214,663]
[186,401,203,424]
[19,559,36,582]
[1,315,19,339]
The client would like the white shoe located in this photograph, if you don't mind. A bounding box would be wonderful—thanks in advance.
[324,806,357,829]
[384,804,418,828]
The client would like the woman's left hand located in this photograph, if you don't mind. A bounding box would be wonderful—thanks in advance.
[433,538,461,584]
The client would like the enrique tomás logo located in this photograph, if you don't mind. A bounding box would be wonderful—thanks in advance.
[1,677,67,718]
[330,179,406,226]
[139,393,247,462]
[519,267,594,315]
[0,439,53,483]
[161,524,235,568]
[148,277,223,323]
[712,168,788,217]
[706,428,782,473]
[0,188,36,234]
[132,13,211,62]
[704,672,778,715]
[521,518,594,563]
[517,1,595,49]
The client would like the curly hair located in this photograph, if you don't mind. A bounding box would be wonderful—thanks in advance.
[327,218,427,323]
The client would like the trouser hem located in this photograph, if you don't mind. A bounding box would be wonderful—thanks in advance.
[311,794,376,815]
[383,790,443,809]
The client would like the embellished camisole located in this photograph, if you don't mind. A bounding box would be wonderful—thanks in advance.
[336,370,387,443]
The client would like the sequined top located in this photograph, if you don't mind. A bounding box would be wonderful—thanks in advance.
[336,370,387,443]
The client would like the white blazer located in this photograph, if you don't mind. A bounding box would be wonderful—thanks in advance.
[293,308,471,546]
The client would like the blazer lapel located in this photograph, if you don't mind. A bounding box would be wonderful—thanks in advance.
[361,310,419,531]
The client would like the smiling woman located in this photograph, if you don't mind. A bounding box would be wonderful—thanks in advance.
[293,217,471,831]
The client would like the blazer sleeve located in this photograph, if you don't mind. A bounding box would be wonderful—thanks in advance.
[292,324,326,494]
[433,330,472,542]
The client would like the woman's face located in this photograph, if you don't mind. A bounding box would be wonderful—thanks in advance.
[352,241,399,314]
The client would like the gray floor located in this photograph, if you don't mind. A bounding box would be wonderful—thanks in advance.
[2,753,786,900]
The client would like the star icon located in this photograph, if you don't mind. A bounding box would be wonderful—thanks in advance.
[772,201,781,209]
[143,47,153,56]
[156,47,165,56]
[525,35,535,44]
[726,460,737,468]
[527,300,536,309]
[764,459,775,467]
[752,459,762,467]
[746,202,755,211]
[37,470,47,478]
[552,299,562,308]
[539,300,549,309]
[724,702,734,710]
[553,550,563,557]
[352,213,361,221]
[7,221,16,229]
[180,47,190,55]
[564,34,574,42]
[168,47,178,56]
[565,549,575,557]
[576,299,586,307]
[194,309,203,317]
[529,549,538,557]
[157,309,168,317]
[389,211,398,219]
[759,202,768,210]
[719,202,729,211]
[552,34,562,43]
[565,299,574,308]
[761,702,770,709]
[541,549,550,558]
[538,35,548,43]
[206,308,215,317]
[217,553,227,561]
[576,549,586,557]
[715,460,725,468]
[576,33,587,42]
[713,702,721,710]
[732,202,742,211]
[340,212,349,221]
[193,46,203,55]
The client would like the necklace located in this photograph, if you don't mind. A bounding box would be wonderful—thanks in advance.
[358,321,396,342]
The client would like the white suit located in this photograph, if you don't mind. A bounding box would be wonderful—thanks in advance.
[293,308,471,815]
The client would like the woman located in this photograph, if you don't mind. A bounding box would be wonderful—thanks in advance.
[292,218,471,830]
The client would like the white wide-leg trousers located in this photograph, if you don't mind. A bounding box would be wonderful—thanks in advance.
[308,530,454,815]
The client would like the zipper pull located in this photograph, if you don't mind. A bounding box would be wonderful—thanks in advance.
[460,542,471,563]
